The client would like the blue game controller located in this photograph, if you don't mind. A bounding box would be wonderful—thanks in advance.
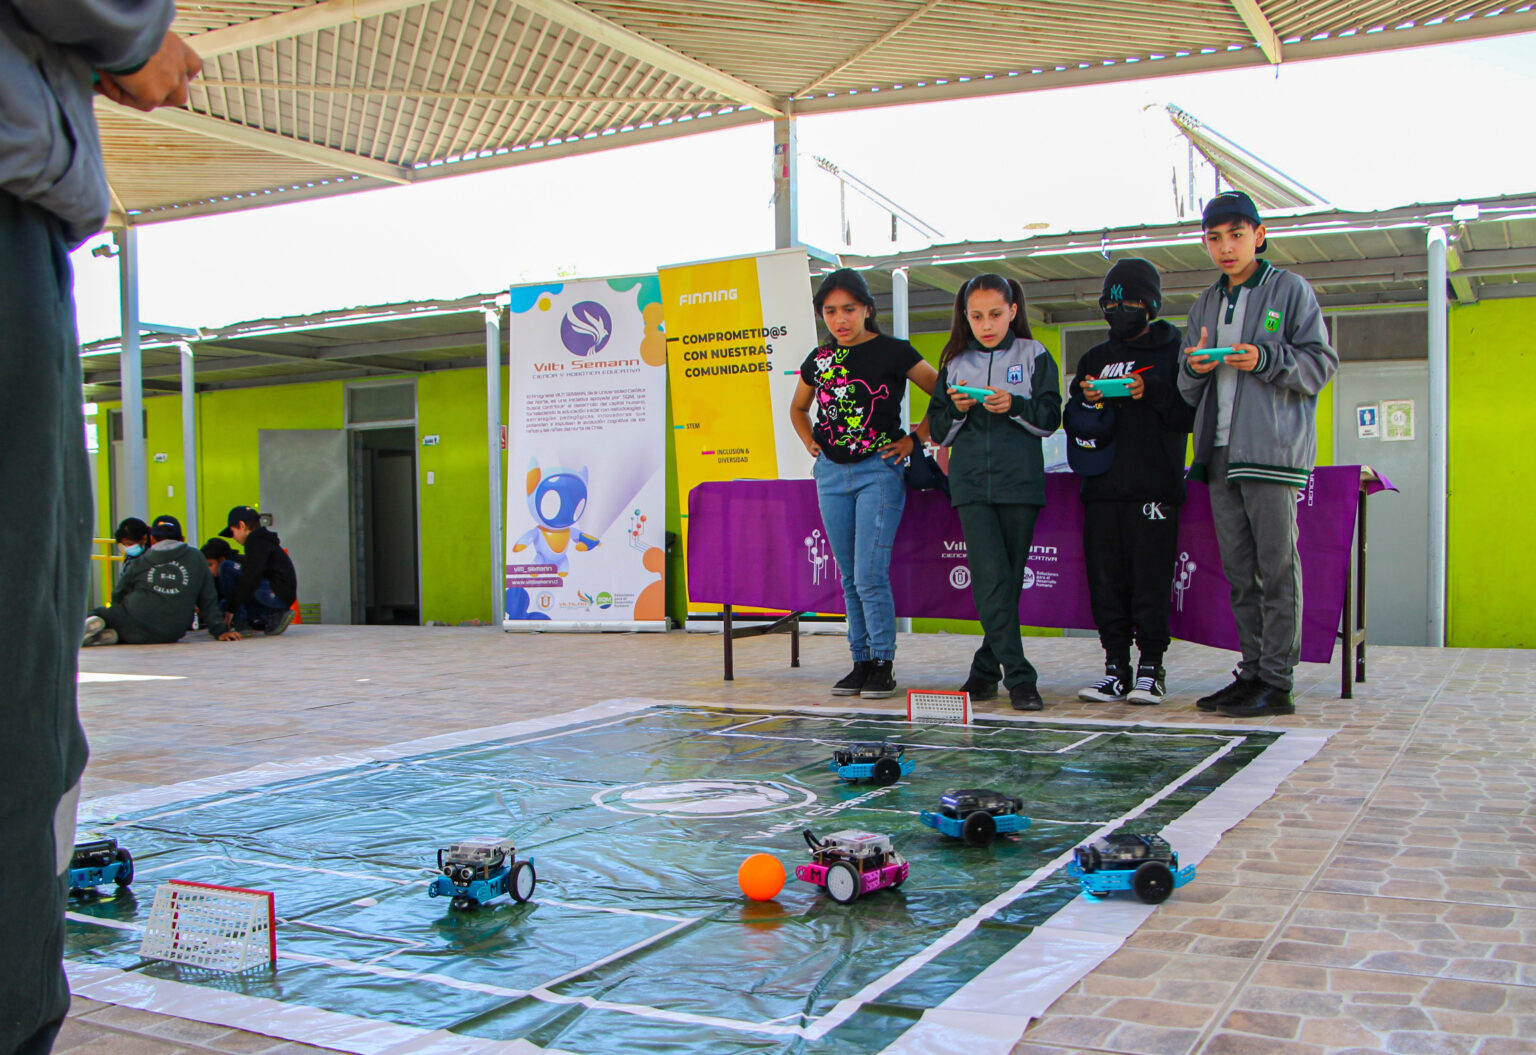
[951,384,998,401]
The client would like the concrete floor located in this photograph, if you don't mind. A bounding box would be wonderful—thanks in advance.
[59,625,1536,1055]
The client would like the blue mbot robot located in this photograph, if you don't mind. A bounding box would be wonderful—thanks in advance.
[1066,833,1195,904]
[69,836,133,894]
[919,788,1030,847]
[830,742,914,786]
[428,837,537,911]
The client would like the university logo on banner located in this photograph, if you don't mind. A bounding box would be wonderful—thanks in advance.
[503,276,668,629]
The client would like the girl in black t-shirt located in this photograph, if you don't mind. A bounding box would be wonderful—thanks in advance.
[790,269,938,699]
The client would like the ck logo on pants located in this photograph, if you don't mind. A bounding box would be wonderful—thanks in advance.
[1142,502,1166,520]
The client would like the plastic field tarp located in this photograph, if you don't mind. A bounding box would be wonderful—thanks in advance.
[66,700,1329,1055]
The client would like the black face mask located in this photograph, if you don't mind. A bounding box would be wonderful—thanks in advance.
[1103,305,1149,342]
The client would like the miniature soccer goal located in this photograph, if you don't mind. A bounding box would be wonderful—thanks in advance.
[139,880,276,972]
[906,689,972,725]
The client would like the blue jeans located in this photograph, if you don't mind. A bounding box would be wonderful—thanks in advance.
[218,560,286,629]
[813,453,906,662]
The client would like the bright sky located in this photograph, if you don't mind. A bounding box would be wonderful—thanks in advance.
[71,30,1536,343]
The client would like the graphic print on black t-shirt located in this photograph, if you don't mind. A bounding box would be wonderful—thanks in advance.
[799,335,922,463]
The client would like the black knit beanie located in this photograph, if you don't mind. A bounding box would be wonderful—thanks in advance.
[1101,258,1162,319]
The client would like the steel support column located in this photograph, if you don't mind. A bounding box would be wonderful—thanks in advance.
[115,226,147,519]
[892,266,912,636]
[773,116,799,249]
[1426,227,1449,646]
[178,342,199,545]
[485,307,504,626]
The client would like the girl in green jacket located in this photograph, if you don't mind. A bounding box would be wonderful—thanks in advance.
[926,274,1062,710]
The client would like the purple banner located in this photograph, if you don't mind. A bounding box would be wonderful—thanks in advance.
[688,467,1379,665]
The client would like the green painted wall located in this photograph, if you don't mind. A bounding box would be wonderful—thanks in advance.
[197,381,345,542]
[89,295,1532,647]
[1448,298,1535,648]
[417,368,508,625]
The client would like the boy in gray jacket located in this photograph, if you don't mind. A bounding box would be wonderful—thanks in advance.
[1177,191,1338,718]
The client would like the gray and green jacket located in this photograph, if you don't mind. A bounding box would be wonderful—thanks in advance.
[112,539,229,639]
[927,334,1061,506]
[1177,261,1338,487]
[0,0,174,245]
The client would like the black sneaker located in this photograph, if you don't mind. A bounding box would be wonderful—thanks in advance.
[1009,684,1043,711]
[860,660,897,699]
[1078,664,1131,703]
[1127,666,1166,705]
[1196,675,1259,712]
[1218,683,1295,718]
[960,676,998,702]
[831,661,871,696]
[265,608,296,636]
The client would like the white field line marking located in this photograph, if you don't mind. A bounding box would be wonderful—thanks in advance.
[523,990,802,1037]
[101,767,401,831]
[66,913,141,931]
[526,915,702,992]
[435,714,654,760]
[537,898,694,923]
[801,734,1247,1040]
[134,854,418,886]
[705,729,1118,755]
[78,672,185,683]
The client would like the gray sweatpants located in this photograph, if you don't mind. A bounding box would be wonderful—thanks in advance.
[1206,448,1302,690]
[0,191,93,1054]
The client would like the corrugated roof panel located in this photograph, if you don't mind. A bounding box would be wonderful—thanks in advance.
[94,1,1536,220]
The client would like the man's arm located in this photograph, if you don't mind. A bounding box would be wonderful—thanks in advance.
[193,562,231,637]
[9,0,174,72]
[1009,351,1061,437]
[1251,280,1339,396]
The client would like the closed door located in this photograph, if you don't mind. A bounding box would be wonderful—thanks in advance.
[258,429,351,624]
[1333,360,1430,645]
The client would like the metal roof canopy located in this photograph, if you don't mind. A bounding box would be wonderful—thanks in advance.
[847,193,1536,331]
[79,191,1536,399]
[105,1,1536,226]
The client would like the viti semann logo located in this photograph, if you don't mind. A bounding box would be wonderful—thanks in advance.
[804,528,837,586]
[1173,552,1197,611]
[561,301,613,357]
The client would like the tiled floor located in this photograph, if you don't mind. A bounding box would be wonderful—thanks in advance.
[61,626,1536,1054]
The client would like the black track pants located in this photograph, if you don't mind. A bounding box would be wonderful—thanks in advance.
[1082,499,1181,662]
[957,502,1041,690]
[0,191,93,1054]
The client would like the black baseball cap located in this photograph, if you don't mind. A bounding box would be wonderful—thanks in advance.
[1066,400,1117,477]
[218,505,261,538]
[1202,190,1267,251]
[150,514,183,540]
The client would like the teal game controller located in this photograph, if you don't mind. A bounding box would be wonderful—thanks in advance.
[951,384,998,400]
[1194,346,1242,362]
[1087,376,1136,397]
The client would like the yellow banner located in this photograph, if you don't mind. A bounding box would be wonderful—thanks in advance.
[660,250,814,614]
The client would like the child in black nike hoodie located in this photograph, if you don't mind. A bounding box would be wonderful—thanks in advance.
[1064,259,1194,705]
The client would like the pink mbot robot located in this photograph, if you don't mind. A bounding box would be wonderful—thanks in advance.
[795,828,909,904]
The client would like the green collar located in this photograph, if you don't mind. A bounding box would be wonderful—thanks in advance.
[966,332,1015,353]
[1220,258,1271,294]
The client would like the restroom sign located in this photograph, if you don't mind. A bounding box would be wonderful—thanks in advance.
[1355,404,1379,440]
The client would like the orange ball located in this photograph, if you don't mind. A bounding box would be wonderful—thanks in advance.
[737,853,786,901]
